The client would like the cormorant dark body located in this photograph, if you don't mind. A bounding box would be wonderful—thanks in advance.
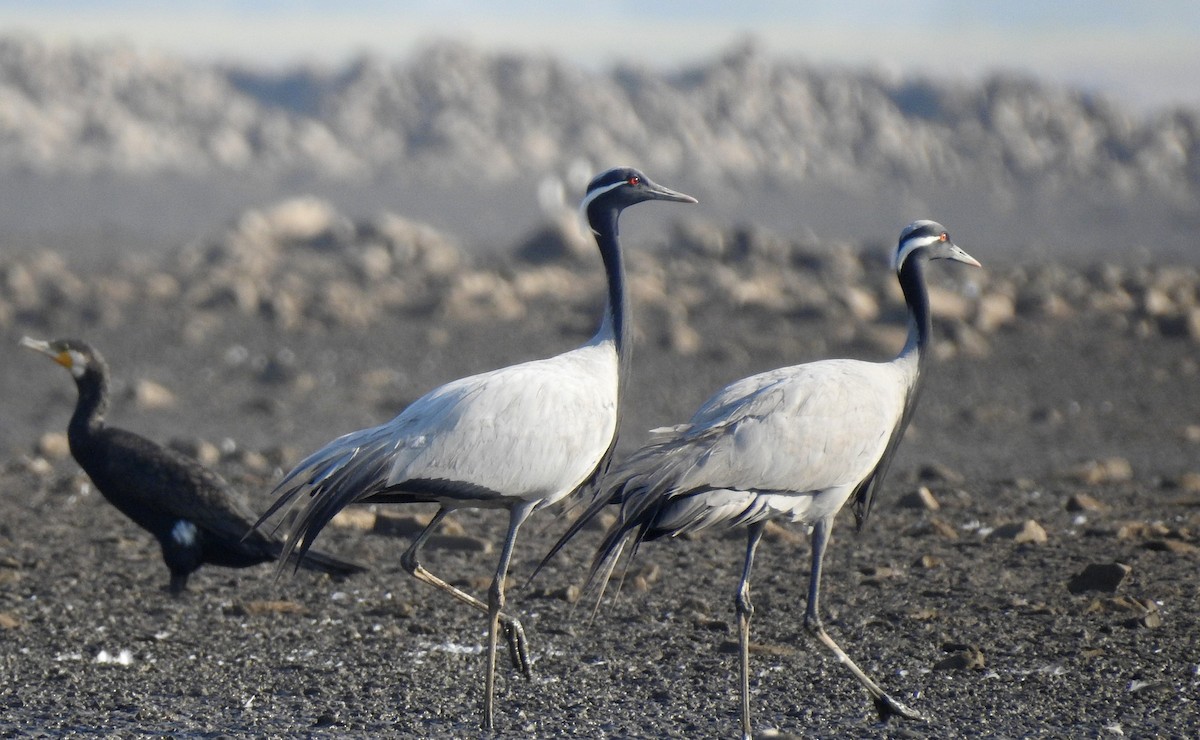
[20,337,365,595]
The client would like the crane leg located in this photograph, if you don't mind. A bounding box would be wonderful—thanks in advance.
[399,507,533,680]
[804,517,924,722]
[483,501,535,731]
[736,522,765,740]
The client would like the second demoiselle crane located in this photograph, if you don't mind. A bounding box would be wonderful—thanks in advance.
[543,221,980,738]
[255,167,696,730]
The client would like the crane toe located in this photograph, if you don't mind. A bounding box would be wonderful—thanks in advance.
[502,618,533,679]
[875,694,924,723]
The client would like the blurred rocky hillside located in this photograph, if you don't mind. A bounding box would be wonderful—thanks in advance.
[0,35,1197,259]
[6,195,1198,356]
[0,36,1195,196]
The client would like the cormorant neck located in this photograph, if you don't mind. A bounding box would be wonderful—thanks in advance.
[68,369,108,451]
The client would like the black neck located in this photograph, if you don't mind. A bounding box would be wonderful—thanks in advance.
[897,251,932,371]
[589,207,632,377]
[68,369,108,458]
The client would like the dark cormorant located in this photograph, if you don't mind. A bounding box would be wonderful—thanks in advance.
[20,336,366,595]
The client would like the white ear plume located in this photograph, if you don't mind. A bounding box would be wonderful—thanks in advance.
[892,233,941,271]
[579,179,627,236]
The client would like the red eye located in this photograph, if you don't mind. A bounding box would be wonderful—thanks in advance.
[627,175,640,186]
[939,232,948,242]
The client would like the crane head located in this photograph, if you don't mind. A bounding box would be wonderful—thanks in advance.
[580,167,696,230]
[893,220,981,272]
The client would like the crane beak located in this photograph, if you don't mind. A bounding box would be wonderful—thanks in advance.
[947,244,981,268]
[642,179,698,204]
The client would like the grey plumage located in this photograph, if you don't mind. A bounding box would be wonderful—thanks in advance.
[254,167,695,731]
[543,220,980,738]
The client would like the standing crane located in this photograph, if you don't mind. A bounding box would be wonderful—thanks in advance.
[255,167,695,730]
[543,220,980,738]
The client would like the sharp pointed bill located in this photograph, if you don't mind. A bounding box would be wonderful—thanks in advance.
[893,220,979,271]
[544,221,979,738]
[580,166,697,234]
[256,167,694,731]
[20,336,88,378]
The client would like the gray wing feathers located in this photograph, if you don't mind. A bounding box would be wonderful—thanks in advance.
[851,367,923,528]
[260,341,621,568]
[553,359,909,596]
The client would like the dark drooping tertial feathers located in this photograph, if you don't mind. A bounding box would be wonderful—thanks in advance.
[19,337,365,595]
[253,166,696,732]
[541,220,980,738]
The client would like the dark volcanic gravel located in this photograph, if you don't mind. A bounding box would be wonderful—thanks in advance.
[2,237,1200,737]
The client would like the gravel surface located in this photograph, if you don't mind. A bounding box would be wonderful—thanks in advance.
[2,237,1199,737]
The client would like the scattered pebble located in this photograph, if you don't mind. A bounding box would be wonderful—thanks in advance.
[1086,595,1157,618]
[330,509,377,531]
[859,565,901,586]
[1173,472,1200,493]
[1116,522,1171,540]
[35,432,71,460]
[629,562,660,592]
[912,554,943,569]
[129,379,176,410]
[93,649,134,666]
[13,455,54,477]
[1066,493,1109,513]
[718,640,796,658]
[1068,562,1131,594]
[1142,539,1198,554]
[927,517,961,540]
[933,643,985,671]
[528,584,581,604]
[168,438,221,466]
[897,486,940,511]
[991,520,1048,545]
[906,517,959,539]
[858,565,901,580]
[1061,458,1133,485]
[763,520,804,545]
[918,462,965,485]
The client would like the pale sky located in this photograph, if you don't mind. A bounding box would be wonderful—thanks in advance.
[1,1,1198,112]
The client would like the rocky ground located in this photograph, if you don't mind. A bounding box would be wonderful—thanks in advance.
[1,201,1199,737]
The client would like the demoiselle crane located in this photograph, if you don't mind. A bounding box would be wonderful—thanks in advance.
[18,337,365,595]
[543,221,980,738]
[255,167,696,730]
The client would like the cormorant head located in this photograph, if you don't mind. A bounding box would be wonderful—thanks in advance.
[19,337,105,382]
[893,220,981,272]
[580,166,696,231]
